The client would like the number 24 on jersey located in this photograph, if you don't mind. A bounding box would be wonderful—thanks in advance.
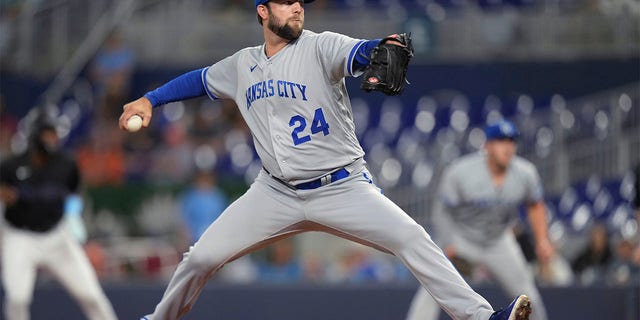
[289,107,330,145]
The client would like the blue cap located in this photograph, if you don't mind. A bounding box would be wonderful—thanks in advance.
[484,120,519,141]
[255,0,314,6]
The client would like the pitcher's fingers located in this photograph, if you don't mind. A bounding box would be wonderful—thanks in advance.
[119,108,136,130]
[142,113,152,127]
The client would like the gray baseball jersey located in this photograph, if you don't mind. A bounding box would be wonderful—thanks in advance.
[203,30,365,184]
[408,151,548,320]
[435,151,544,245]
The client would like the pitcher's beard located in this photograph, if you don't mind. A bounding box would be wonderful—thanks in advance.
[268,16,302,41]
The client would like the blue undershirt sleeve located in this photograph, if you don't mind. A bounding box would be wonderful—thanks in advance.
[352,39,381,71]
[144,68,207,108]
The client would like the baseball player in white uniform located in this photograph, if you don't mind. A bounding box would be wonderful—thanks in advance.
[119,1,533,319]
[0,119,117,320]
[406,121,554,320]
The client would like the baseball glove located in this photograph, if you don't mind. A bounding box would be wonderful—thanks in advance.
[360,33,414,96]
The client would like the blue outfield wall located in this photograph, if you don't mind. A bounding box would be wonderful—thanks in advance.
[1,282,638,320]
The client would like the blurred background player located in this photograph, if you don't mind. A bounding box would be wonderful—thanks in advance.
[406,120,554,320]
[0,117,117,320]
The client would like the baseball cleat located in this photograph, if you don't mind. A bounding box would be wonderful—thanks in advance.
[488,295,532,320]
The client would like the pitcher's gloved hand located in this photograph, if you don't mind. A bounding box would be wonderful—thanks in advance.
[360,33,414,96]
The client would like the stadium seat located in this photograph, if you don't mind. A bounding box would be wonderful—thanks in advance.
[557,188,578,221]
[569,203,594,233]
[618,170,637,204]
[591,189,613,221]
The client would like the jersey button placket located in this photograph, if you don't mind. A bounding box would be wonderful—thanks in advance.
[264,66,275,117]
[265,63,288,175]
[263,64,275,157]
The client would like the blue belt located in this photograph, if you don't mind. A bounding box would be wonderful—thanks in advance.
[264,167,350,190]
[296,168,350,190]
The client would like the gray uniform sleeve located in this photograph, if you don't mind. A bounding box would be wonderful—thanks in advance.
[523,162,544,204]
[203,52,240,100]
[316,32,365,82]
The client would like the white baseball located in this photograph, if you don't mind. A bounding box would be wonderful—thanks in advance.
[126,115,143,132]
